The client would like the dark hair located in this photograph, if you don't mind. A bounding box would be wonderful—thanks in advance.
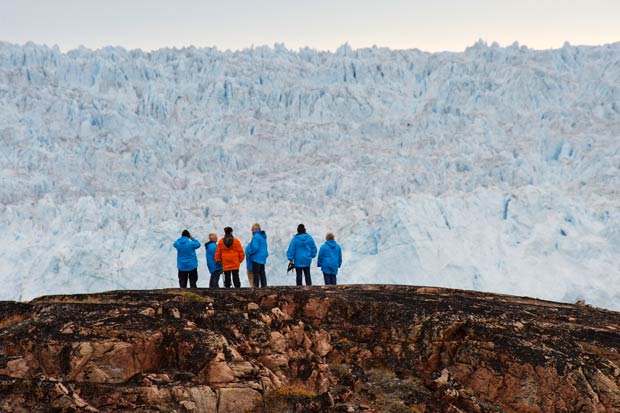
[182,229,191,237]
[224,226,233,234]
[297,224,306,234]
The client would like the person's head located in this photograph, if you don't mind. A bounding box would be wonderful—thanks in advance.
[224,226,233,235]
[209,233,217,242]
[252,223,261,232]
[297,224,306,234]
[182,229,191,238]
[326,232,335,241]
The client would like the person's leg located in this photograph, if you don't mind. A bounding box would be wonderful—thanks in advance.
[295,267,303,286]
[232,270,241,288]
[252,266,259,287]
[189,268,198,288]
[209,270,220,289]
[253,262,265,288]
[248,270,254,288]
[224,271,232,288]
[259,263,267,287]
[323,272,329,285]
[303,267,312,286]
[178,270,188,288]
[330,274,337,285]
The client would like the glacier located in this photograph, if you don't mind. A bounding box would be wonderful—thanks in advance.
[1,40,620,309]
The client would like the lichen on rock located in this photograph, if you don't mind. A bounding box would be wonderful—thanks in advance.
[1,285,620,412]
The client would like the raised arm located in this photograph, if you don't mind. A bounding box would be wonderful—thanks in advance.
[286,237,296,261]
[237,239,245,263]
[310,237,317,258]
[317,244,324,267]
[247,234,258,256]
[214,242,222,263]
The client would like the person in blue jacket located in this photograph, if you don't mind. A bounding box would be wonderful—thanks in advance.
[318,232,342,285]
[245,241,254,287]
[205,233,223,289]
[286,224,317,286]
[173,229,201,288]
[246,223,268,287]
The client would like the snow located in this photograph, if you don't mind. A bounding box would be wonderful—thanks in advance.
[1,41,620,309]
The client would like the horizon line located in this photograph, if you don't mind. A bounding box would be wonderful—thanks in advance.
[3,39,620,56]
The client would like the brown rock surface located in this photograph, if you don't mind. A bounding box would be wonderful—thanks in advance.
[0,285,619,412]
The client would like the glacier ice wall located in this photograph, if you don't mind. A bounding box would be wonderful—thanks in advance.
[1,41,620,309]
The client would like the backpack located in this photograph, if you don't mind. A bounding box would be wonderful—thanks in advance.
[224,234,234,248]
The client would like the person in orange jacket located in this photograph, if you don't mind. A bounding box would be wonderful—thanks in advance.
[215,226,245,288]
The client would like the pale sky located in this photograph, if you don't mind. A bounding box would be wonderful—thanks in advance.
[1,0,619,52]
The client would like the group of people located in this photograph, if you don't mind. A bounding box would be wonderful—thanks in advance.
[172,223,343,289]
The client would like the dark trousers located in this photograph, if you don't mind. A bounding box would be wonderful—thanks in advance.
[224,270,241,288]
[178,268,198,288]
[252,262,267,288]
[209,269,222,289]
[323,273,337,285]
[295,267,312,286]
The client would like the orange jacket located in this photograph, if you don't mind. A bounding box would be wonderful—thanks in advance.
[215,236,245,271]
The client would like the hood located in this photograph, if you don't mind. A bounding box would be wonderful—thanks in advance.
[205,240,216,247]
[178,236,191,244]
[254,230,267,239]
[296,233,311,241]
[325,240,338,249]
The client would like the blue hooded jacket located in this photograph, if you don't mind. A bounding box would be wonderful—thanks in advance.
[205,240,222,274]
[287,233,317,268]
[318,240,342,275]
[173,236,201,271]
[245,242,253,271]
[247,230,269,265]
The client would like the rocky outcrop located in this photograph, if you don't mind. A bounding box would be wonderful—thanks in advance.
[1,285,619,412]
